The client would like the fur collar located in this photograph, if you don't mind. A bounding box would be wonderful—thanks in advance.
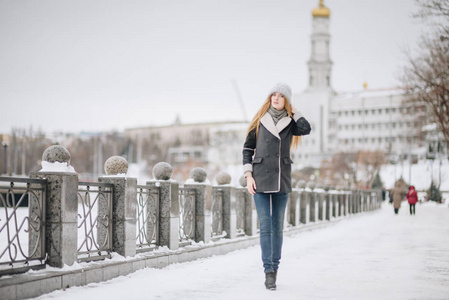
[260,113,291,139]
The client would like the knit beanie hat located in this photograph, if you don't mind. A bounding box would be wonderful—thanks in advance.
[269,82,292,103]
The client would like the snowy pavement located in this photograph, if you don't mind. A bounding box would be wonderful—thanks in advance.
[35,202,449,300]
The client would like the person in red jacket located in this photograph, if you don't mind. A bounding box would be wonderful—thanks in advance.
[406,185,418,215]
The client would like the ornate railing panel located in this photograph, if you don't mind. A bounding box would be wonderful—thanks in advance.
[0,177,46,275]
[136,185,159,252]
[77,181,113,262]
[178,187,195,243]
[211,188,223,237]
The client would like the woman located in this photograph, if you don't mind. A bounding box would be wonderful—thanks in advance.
[242,82,311,290]
[406,185,418,215]
[391,182,403,214]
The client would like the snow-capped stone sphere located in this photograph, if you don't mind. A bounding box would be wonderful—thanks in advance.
[104,156,128,175]
[315,182,324,190]
[306,181,316,190]
[152,162,173,180]
[42,145,71,164]
[216,172,231,185]
[239,175,247,187]
[296,180,306,189]
[190,167,207,183]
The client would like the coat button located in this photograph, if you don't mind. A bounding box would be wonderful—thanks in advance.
[276,153,279,157]
[266,139,269,142]
[265,153,269,157]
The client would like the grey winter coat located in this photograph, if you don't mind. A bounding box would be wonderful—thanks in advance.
[242,112,311,193]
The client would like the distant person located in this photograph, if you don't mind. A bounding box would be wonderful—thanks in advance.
[391,182,403,214]
[242,82,311,290]
[406,185,418,215]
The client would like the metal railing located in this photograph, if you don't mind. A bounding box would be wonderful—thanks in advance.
[0,177,47,275]
[178,187,195,244]
[136,185,159,252]
[77,181,114,262]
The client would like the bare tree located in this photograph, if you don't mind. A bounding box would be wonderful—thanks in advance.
[401,0,449,149]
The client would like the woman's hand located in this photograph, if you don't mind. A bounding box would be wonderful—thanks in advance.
[246,175,256,195]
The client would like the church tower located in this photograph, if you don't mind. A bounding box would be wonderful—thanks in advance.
[292,0,334,167]
[307,0,333,91]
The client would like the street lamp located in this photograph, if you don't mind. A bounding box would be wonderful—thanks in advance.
[2,134,9,175]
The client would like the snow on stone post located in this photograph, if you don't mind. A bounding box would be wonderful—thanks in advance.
[185,167,212,244]
[147,162,179,250]
[99,156,137,257]
[30,145,78,268]
[297,180,308,225]
[216,172,236,239]
[238,175,257,236]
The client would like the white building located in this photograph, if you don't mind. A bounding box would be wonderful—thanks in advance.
[292,0,427,169]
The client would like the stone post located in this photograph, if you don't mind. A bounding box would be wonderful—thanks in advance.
[31,145,78,268]
[325,188,331,221]
[315,192,324,221]
[216,172,236,239]
[239,176,257,236]
[185,167,212,244]
[307,181,316,222]
[147,162,179,250]
[331,193,337,218]
[99,156,137,257]
[288,190,299,226]
[297,181,307,225]
[342,193,347,216]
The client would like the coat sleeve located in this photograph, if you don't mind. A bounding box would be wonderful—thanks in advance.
[291,111,312,136]
[242,128,256,175]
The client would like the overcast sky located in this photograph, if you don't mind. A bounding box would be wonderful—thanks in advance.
[0,0,427,134]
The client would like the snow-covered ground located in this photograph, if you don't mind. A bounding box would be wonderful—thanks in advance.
[35,201,449,300]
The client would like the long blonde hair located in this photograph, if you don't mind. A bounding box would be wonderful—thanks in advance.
[247,95,301,150]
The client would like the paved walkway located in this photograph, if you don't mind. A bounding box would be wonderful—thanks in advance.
[36,202,449,300]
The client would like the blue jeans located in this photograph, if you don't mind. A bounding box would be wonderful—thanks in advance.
[253,192,288,273]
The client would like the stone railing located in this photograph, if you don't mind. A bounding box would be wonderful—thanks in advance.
[0,145,382,288]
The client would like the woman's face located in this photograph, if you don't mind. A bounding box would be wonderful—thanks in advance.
[271,92,285,111]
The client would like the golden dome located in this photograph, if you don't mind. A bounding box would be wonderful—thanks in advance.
[312,0,330,18]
